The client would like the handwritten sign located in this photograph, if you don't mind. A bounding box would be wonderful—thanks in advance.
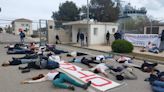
[59,62,121,92]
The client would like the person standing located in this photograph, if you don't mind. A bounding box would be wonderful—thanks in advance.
[85,32,88,47]
[159,30,164,52]
[80,32,84,47]
[55,35,61,44]
[19,31,25,43]
[106,31,110,45]
[77,31,80,43]
[114,31,121,40]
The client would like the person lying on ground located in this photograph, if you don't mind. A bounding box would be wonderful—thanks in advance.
[89,62,113,77]
[66,51,87,57]
[5,43,28,49]
[1,58,38,67]
[12,53,38,60]
[21,70,91,91]
[68,57,100,68]
[116,55,134,63]
[144,70,164,92]
[135,61,159,73]
[90,55,113,61]
[115,55,140,68]
[146,41,160,54]
[2,50,53,67]
[28,42,38,52]
[109,66,137,81]
[45,44,55,51]
[18,53,60,73]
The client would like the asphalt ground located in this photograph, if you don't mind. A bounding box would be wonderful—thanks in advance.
[0,44,164,92]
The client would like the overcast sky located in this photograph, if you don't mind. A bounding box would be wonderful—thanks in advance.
[0,0,164,25]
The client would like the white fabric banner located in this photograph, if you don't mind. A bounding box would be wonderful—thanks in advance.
[59,61,121,92]
[124,34,161,47]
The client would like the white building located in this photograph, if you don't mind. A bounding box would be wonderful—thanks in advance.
[12,18,33,35]
[144,24,164,34]
[63,20,118,45]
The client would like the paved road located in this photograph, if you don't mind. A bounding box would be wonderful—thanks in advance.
[0,33,164,92]
[0,44,164,92]
[0,32,38,43]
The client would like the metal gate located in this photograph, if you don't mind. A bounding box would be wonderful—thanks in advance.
[39,20,48,46]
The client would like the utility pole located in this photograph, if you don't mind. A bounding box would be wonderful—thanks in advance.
[87,0,89,47]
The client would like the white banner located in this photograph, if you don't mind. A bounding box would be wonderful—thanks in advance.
[124,34,161,47]
[59,62,121,92]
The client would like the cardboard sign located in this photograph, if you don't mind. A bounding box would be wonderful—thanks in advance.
[59,62,121,92]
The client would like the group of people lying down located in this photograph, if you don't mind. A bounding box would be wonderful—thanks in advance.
[3,43,164,92]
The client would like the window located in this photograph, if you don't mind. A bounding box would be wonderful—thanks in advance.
[93,28,98,35]
[49,25,53,29]
[112,28,115,33]
[146,27,159,34]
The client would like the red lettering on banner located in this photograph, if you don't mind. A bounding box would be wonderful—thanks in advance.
[86,77,112,87]
[60,62,72,65]
[64,65,77,71]
[49,70,57,73]
[78,71,95,78]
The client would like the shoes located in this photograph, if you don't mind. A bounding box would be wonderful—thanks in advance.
[82,81,92,90]
[18,66,26,70]
[153,63,158,67]
[68,86,75,91]
[21,69,30,73]
[2,63,9,67]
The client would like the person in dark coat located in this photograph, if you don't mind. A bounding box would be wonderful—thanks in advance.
[159,30,164,52]
[80,32,84,47]
[114,31,121,40]
[85,32,88,47]
[106,31,110,45]
[77,31,80,43]
[55,35,61,44]
[19,31,25,43]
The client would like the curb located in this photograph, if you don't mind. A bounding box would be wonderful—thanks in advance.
[60,44,164,65]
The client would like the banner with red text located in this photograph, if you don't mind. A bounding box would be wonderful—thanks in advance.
[59,62,121,92]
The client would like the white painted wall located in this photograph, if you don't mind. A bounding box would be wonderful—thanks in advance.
[159,26,164,34]
[71,23,118,45]
[90,24,118,44]
[72,25,88,43]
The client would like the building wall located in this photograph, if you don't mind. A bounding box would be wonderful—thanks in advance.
[159,26,164,34]
[47,20,71,44]
[71,24,118,45]
[90,24,118,44]
[144,26,164,34]
[13,22,33,35]
[72,24,88,43]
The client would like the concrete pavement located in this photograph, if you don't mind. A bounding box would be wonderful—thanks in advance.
[0,33,164,92]
[0,32,39,43]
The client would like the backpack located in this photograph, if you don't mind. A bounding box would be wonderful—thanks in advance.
[46,61,59,69]
[20,32,25,38]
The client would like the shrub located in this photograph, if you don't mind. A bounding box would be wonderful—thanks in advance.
[111,40,134,53]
